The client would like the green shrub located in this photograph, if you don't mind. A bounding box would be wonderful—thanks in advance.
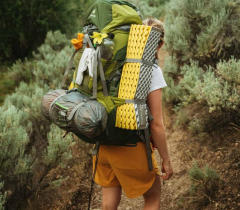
[0,105,32,179]
[163,0,240,120]
[162,56,181,103]
[188,163,221,204]
[0,30,76,209]
[176,163,221,209]
[188,117,205,135]
[192,59,239,113]
[43,124,75,168]
[163,60,203,106]
[194,68,230,113]
[175,109,190,128]
[217,57,240,84]
[163,56,178,75]
[0,102,75,209]
[165,0,240,68]
[6,30,72,89]
[49,175,69,190]
[178,61,203,105]
[6,59,34,86]
[165,57,240,116]
[0,69,12,104]
[0,178,6,210]
[163,76,180,103]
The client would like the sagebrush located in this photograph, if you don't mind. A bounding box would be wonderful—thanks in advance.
[0,31,76,209]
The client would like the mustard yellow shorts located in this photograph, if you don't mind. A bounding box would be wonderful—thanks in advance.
[93,142,160,198]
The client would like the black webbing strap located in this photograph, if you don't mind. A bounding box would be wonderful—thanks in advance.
[88,141,100,210]
[144,128,153,171]
[97,46,109,97]
[61,49,79,89]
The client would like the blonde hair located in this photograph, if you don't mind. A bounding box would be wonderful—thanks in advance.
[143,18,164,46]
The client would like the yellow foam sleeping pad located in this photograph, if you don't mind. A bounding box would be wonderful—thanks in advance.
[116,25,152,130]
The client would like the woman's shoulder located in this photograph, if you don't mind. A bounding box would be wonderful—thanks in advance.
[152,65,163,76]
[149,64,167,93]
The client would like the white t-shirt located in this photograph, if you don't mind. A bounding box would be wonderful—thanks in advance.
[148,65,167,93]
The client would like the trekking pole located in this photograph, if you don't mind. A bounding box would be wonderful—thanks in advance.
[88,142,100,210]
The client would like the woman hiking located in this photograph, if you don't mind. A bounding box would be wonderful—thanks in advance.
[93,18,173,210]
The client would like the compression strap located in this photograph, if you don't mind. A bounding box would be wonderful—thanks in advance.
[97,46,109,97]
[126,58,159,66]
[61,49,79,89]
[125,99,146,104]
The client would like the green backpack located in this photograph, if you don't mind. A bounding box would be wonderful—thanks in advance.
[64,0,144,146]
[42,3,163,208]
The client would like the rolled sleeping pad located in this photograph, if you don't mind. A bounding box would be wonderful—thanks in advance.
[116,25,162,130]
[41,89,67,120]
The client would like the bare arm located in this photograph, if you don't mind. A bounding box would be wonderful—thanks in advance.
[147,88,173,180]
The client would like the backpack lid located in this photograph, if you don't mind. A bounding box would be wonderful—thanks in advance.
[85,0,142,33]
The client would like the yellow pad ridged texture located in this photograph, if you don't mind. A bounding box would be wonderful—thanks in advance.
[116,25,161,130]
[126,25,151,59]
[116,63,141,130]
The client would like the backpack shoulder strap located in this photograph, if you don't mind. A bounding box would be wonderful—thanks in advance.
[61,49,79,89]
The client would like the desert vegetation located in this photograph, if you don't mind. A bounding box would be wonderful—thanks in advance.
[0,0,239,209]
[163,0,240,132]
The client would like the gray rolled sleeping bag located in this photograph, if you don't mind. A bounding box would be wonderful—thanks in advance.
[74,99,108,138]
[41,89,67,120]
[41,89,108,138]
